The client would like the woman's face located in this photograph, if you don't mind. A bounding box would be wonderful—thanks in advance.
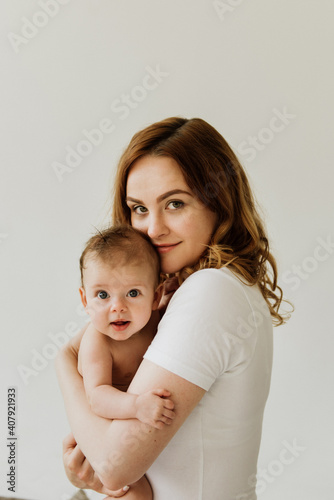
[126,156,217,274]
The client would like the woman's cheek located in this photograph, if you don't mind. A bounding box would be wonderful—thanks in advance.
[175,214,192,236]
[131,216,144,232]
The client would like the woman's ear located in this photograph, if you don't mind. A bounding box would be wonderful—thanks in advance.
[79,287,88,309]
[152,284,164,311]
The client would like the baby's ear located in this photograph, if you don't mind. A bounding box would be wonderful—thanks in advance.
[152,283,164,311]
[79,287,88,309]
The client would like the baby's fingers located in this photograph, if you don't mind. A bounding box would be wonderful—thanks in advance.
[162,408,176,420]
[163,398,175,410]
[153,388,171,398]
[152,420,165,430]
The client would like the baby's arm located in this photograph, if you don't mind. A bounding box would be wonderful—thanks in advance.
[78,324,175,429]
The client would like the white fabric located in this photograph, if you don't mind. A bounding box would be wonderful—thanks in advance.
[143,267,273,500]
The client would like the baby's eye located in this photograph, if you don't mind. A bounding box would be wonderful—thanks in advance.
[127,289,140,298]
[133,205,148,214]
[167,200,184,210]
[97,291,109,299]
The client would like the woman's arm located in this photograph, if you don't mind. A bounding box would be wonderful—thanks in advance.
[62,432,132,498]
[56,332,205,492]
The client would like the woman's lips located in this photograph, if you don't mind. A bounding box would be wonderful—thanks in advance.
[111,320,130,331]
[154,242,181,254]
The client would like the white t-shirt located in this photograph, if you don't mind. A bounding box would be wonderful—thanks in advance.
[143,267,273,500]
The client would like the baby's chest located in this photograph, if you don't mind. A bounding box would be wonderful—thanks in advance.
[111,339,149,392]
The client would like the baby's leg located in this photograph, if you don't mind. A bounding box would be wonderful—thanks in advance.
[123,475,153,499]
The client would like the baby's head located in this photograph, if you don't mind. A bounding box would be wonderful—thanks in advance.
[79,225,161,341]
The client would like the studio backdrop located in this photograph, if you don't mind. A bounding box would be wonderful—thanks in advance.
[0,1,333,499]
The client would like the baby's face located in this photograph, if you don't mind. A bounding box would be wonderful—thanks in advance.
[80,258,159,341]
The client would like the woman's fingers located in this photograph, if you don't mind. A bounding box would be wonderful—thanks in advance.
[158,276,180,314]
[62,433,129,496]
[62,433,98,489]
[63,433,87,475]
[163,276,179,294]
[63,433,85,464]
[62,432,78,453]
[102,485,130,498]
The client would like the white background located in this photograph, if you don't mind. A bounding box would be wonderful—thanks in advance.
[0,1,333,499]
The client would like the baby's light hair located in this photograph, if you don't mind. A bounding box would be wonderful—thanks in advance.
[80,225,160,288]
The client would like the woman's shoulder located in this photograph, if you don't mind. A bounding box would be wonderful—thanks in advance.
[177,267,251,297]
[169,266,267,321]
[150,267,272,388]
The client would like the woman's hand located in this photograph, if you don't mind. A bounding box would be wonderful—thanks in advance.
[63,433,130,498]
[158,276,179,315]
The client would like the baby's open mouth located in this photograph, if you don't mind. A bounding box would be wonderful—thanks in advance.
[111,320,130,331]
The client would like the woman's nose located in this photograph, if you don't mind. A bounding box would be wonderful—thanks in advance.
[146,213,169,240]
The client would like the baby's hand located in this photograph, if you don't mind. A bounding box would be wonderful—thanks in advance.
[135,389,175,429]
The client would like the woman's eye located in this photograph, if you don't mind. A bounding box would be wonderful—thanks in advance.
[167,200,184,210]
[127,289,140,298]
[97,291,109,299]
[133,205,148,214]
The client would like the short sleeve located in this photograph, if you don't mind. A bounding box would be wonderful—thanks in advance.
[144,268,260,390]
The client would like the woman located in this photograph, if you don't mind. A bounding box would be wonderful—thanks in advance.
[56,117,290,500]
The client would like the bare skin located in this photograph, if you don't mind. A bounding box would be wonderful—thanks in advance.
[56,327,205,492]
[62,433,152,499]
[57,156,215,494]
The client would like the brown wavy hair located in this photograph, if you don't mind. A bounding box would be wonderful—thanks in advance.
[112,117,292,326]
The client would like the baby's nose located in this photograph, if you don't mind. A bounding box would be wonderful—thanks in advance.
[110,297,127,312]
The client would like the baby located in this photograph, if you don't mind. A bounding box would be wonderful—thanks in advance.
[78,225,175,498]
